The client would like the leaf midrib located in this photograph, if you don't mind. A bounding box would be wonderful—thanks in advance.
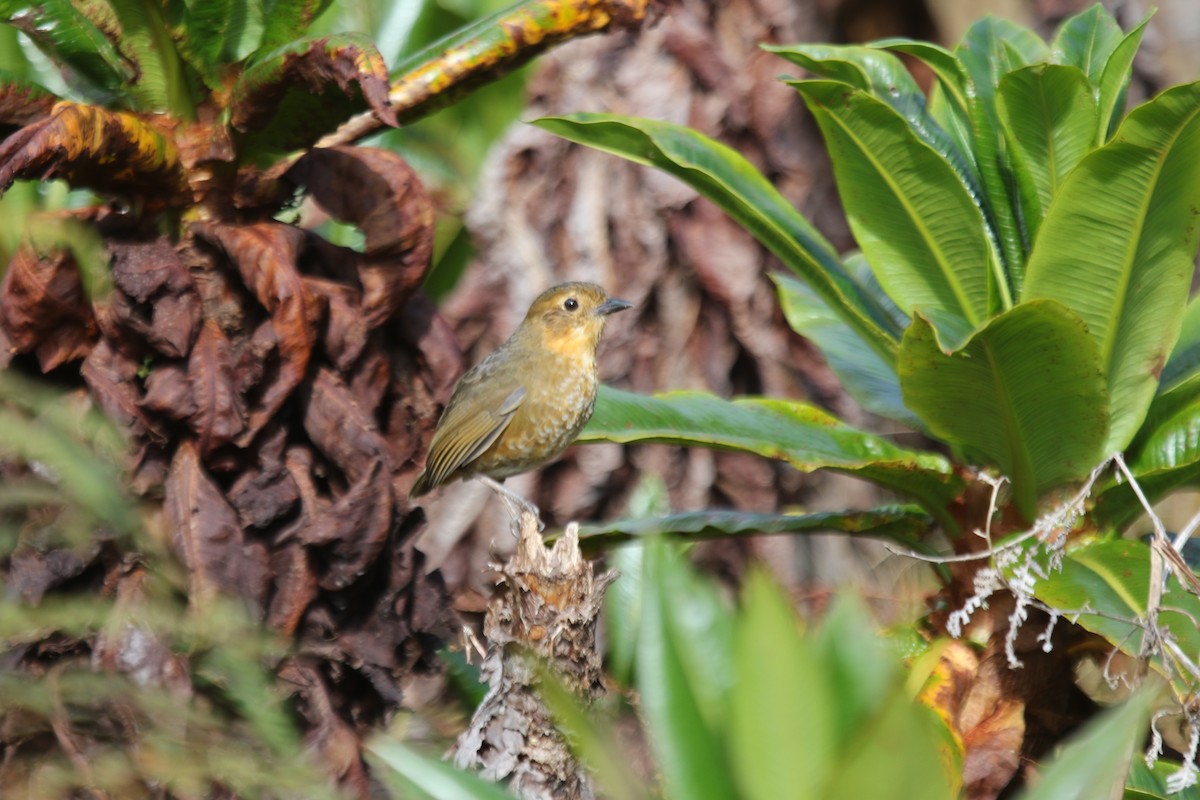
[819,99,983,328]
[1100,105,1200,376]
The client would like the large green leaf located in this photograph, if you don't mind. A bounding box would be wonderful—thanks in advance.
[1096,18,1148,140]
[898,300,1108,520]
[766,43,974,188]
[1034,539,1200,693]
[790,79,1002,350]
[955,16,1050,288]
[533,113,900,365]
[577,506,933,551]
[0,0,131,99]
[581,386,962,526]
[1023,80,1200,454]
[875,39,976,183]
[1016,687,1159,800]
[1049,3,1123,83]
[731,572,834,800]
[637,539,737,800]
[773,271,919,428]
[997,64,1097,242]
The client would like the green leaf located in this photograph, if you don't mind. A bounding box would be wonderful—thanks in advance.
[773,272,917,428]
[366,738,515,800]
[1159,294,1200,395]
[539,675,650,800]
[1092,460,1200,533]
[1131,298,1200,471]
[1023,80,1200,454]
[637,539,737,800]
[898,300,1108,520]
[257,0,334,54]
[578,506,933,551]
[789,79,1002,350]
[1050,3,1123,83]
[0,0,132,98]
[1034,539,1200,687]
[1096,18,1149,140]
[822,693,954,800]
[997,65,1098,242]
[533,113,900,365]
[601,474,666,686]
[874,39,975,180]
[731,571,834,800]
[956,16,1050,287]
[768,42,980,199]
[811,597,901,749]
[1016,688,1159,800]
[581,386,962,526]
[164,0,243,89]
[106,0,194,116]
[1130,400,1200,473]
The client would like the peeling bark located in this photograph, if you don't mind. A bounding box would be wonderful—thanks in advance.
[452,513,615,799]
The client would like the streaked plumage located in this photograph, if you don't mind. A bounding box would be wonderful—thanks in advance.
[411,282,631,497]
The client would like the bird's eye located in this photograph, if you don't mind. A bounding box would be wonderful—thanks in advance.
[563,297,579,312]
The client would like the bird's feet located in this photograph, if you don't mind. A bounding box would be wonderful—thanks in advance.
[477,475,545,535]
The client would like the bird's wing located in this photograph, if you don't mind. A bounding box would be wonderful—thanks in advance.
[419,382,526,490]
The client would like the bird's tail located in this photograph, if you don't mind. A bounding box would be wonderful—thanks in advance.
[410,470,431,497]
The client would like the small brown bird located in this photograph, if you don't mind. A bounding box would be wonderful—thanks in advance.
[411,282,631,512]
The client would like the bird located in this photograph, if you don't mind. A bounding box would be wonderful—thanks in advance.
[410,282,632,521]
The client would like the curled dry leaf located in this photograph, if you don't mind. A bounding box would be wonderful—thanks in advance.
[0,102,186,200]
[227,424,299,530]
[140,364,196,421]
[192,221,317,444]
[81,338,163,444]
[301,367,389,484]
[230,34,397,145]
[102,239,200,359]
[164,440,271,612]
[0,243,98,371]
[299,459,393,591]
[187,320,247,456]
[288,146,434,328]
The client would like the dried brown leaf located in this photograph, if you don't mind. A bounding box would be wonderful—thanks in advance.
[230,36,397,134]
[6,547,97,605]
[187,320,246,456]
[227,425,299,530]
[301,367,388,484]
[0,102,185,200]
[140,364,196,421]
[289,146,434,327]
[299,459,393,591]
[0,244,97,370]
[192,222,317,444]
[266,542,318,636]
[302,276,368,371]
[100,240,200,358]
[81,338,162,443]
[164,440,270,610]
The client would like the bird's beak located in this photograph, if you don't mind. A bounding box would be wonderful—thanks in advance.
[596,298,633,316]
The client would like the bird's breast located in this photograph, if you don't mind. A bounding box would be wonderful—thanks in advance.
[472,349,599,478]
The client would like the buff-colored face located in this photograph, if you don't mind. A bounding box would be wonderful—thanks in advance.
[522,282,632,354]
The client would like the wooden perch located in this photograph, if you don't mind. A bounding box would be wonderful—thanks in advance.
[451,511,616,799]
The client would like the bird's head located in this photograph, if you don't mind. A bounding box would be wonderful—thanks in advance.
[520,282,632,355]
